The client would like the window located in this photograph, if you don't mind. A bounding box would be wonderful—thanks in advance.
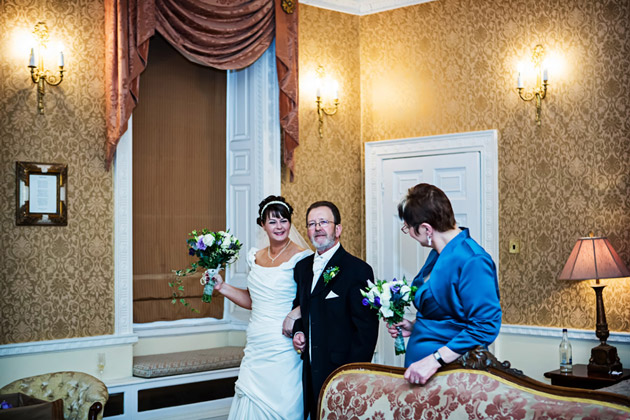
[132,34,227,323]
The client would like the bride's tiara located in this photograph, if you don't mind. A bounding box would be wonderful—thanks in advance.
[260,200,290,217]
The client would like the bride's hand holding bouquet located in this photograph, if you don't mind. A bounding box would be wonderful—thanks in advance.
[171,229,242,310]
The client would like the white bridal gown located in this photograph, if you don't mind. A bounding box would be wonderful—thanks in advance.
[228,247,313,420]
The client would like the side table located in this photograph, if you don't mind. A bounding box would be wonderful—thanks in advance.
[544,364,630,390]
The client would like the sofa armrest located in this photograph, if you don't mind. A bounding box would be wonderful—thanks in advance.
[0,372,108,420]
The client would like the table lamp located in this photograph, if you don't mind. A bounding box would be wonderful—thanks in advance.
[558,234,629,374]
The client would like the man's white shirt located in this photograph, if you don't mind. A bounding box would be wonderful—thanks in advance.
[309,241,340,361]
[311,242,340,292]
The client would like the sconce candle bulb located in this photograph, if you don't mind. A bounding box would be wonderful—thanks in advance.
[516,44,548,126]
[27,22,65,114]
[315,65,340,138]
[29,48,36,67]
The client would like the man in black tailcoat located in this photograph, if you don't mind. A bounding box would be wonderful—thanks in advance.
[292,201,379,419]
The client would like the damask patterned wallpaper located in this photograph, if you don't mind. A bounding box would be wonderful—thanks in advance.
[0,0,627,345]
[0,0,113,344]
[283,6,364,258]
[286,1,630,331]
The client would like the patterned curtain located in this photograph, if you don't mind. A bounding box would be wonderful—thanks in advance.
[104,0,299,178]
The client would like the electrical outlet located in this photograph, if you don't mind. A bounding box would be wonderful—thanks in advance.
[509,239,520,254]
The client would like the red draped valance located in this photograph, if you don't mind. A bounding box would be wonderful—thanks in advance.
[104,0,299,178]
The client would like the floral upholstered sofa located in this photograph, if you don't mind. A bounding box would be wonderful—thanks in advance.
[318,348,630,420]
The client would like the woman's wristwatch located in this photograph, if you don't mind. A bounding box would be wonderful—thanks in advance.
[433,350,447,367]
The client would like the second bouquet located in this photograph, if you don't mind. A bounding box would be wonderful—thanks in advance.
[361,277,417,355]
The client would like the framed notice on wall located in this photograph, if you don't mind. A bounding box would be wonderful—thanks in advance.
[16,161,68,226]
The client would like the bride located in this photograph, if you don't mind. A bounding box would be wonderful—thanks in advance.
[209,195,312,419]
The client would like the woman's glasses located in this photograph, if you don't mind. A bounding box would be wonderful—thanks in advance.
[401,224,409,234]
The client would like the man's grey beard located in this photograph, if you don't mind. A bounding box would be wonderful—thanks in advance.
[310,233,335,252]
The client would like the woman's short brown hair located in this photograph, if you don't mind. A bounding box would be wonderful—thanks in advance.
[397,183,456,233]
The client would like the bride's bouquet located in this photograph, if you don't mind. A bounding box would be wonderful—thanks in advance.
[171,229,242,309]
[361,277,417,355]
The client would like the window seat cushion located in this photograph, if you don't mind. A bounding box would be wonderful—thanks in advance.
[132,346,244,379]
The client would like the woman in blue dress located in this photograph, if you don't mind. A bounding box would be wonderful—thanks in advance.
[388,183,502,385]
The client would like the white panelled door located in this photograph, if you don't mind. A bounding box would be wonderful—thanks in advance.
[382,152,481,284]
[365,130,499,367]
[379,152,481,366]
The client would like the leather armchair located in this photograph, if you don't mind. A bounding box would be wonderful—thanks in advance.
[0,371,108,420]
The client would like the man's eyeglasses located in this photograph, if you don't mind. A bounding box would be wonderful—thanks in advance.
[401,224,409,234]
[307,220,333,230]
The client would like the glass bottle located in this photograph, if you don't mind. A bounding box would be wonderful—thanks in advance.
[559,328,573,373]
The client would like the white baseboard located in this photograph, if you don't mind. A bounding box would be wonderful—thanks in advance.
[501,324,630,343]
[496,324,630,383]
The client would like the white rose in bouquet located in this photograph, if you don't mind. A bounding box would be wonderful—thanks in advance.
[400,285,411,301]
[380,305,394,318]
[220,232,232,249]
[379,286,392,308]
[202,234,214,247]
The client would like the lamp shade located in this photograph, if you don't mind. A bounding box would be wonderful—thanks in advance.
[558,236,630,281]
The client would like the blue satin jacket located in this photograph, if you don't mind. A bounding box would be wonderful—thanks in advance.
[405,228,502,366]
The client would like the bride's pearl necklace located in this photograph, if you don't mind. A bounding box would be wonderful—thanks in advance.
[268,240,291,263]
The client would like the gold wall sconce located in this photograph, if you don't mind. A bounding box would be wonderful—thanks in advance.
[28,22,65,114]
[516,44,548,126]
[315,65,340,138]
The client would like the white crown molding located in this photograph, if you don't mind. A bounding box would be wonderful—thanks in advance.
[501,324,630,344]
[0,334,138,357]
[299,0,435,16]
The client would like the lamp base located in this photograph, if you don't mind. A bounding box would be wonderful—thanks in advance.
[588,343,623,375]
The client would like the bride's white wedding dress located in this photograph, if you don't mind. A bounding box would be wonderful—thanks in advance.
[228,247,312,420]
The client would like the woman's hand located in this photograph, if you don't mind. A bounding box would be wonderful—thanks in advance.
[283,307,301,337]
[404,354,440,385]
[386,319,414,339]
[293,332,306,353]
[206,272,224,292]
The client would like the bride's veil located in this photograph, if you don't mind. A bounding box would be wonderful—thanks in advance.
[255,224,313,251]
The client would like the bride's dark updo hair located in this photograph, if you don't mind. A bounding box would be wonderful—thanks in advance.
[257,195,294,226]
